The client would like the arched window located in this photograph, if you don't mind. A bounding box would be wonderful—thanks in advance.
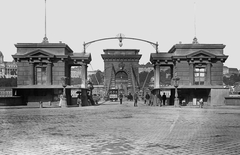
[115,71,128,80]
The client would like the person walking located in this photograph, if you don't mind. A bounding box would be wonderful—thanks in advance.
[58,94,63,107]
[145,92,150,105]
[162,93,167,106]
[157,93,162,106]
[119,93,123,104]
[77,94,81,106]
[199,98,203,108]
[134,91,139,107]
[128,93,133,101]
[153,94,158,106]
[149,92,154,106]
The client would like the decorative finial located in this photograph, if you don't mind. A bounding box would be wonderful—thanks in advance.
[42,37,49,43]
[42,0,49,43]
[192,37,199,44]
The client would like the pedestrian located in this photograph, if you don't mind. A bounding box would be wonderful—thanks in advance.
[129,93,133,101]
[162,93,166,106]
[145,92,150,105]
[119,92,123,104]
[77,94,81,106]
[59,94,63,107]
[153,94,157,106]
[134,91,139,107]
[39,101,43,108]
[150,92,154,106]
[157,93,162,106]
[199,98,203,108]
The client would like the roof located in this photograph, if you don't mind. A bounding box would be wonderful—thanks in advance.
[154,85,226,89]
[15,43,74,53]
[13,85,89,90]
[13,85,63,89]
[168,44,226,53]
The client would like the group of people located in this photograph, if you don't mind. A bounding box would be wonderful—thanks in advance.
[144,92,167,106]
[119,91,167,107]
[119,92,140,107]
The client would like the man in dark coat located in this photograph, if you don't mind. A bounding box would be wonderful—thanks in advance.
[162,93,167,106]
[119,93,123,104]
[145,92,150,105]
[134,92,139,107]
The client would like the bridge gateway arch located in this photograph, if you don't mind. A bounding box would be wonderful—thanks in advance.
[83,34,159,96]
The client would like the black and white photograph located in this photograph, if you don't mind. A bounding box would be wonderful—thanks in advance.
[0,0,240,154]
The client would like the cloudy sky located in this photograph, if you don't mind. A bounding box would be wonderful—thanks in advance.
[0,0,239,71]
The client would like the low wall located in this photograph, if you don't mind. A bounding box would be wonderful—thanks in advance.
[0,96,23,106]
[225,97,240,106]
[211,88,229,106]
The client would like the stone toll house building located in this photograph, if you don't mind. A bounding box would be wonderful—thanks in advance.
[150,42,229,106]
[12,43,91,105]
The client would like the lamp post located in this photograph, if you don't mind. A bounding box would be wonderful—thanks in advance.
[61,76,68,107]
[172,74,180,107]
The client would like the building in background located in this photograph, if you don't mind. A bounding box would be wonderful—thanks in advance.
[138,62,153,73]
[0,51,17,78]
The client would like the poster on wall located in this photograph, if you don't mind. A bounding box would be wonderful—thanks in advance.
[160,90,171,98]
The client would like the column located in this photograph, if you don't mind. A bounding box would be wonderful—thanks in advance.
[47,62,52,85]
[81,63,87,88]
[29,63,34,85]
[189,63,194,85]
[154,64,160,88]
[206,63,211,85]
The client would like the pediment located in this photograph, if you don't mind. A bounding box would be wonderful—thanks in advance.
[25,49,54,58]
[186,50,216,58]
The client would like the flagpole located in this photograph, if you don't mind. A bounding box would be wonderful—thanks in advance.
[42,0,48,43]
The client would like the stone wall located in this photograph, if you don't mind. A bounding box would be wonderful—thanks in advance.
[17,61,30,85]
[210,88,229,105]
[225,97,240,106]
[0,96,23,106]
[176,61,190,85]
[52,61,66,85]
[211,62,223,85]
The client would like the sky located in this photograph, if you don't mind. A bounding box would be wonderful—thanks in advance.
[0,0,240,71]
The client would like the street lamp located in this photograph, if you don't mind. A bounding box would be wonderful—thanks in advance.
[61,76,68,107]
[172,74,180,107]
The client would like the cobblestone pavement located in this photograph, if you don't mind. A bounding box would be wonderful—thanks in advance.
[1,100,240,155]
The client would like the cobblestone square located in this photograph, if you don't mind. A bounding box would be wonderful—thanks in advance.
[1,101,240,155]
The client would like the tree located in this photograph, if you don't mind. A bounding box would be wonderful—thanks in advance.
[89,70,104,85]
[223,74,240,86]
[139,70,154,89]
[0,77,17,87]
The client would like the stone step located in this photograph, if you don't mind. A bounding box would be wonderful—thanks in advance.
[27,101,60,108]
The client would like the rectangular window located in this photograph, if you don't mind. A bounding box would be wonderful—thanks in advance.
[194,67,205,85]
[36,67,47,85]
